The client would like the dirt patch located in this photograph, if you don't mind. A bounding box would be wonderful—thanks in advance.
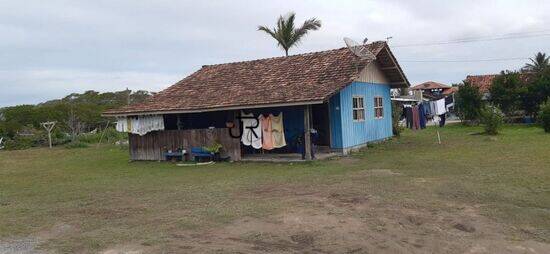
[0,237,43,254]
[147,194,550,254]
[101,244,146,254]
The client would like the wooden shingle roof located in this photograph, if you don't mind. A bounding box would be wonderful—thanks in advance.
[105,41,409,116]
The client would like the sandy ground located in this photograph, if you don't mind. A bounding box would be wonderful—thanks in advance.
[2,169,549,253]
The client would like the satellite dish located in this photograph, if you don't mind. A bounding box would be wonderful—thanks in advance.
[343,37,376,61]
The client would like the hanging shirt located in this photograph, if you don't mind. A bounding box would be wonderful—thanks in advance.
[271,112,286,148]
[435,99,447,115]
[241,112,262,148]
[259,115,274,150]
[418,103,427,129]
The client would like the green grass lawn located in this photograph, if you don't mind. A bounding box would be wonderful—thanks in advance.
[1,124,549,253]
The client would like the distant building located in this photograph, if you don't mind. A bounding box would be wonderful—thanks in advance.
[465,73,533,99]
[410,81,457,100]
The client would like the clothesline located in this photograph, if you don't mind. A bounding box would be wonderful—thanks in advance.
[241,111,286,150]
[115,115,165,136]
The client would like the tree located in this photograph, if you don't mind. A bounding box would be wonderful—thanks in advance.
[520,68,550,116]
[258,12,321,56]
[524,52,549,73]
[489,71,524,117]
[455,81,484,124]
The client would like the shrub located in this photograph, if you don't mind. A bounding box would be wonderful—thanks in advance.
[391,102,404,136]
[64,141,89,149]
[455,81,484,124]
[480,105,504,135]
[539,100,550,132]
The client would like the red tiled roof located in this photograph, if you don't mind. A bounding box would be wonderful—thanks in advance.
[104,41,409,116]
[442,87,458,95]
[411,81,451,90]
[465,73,534,93]
[464,74,498,93]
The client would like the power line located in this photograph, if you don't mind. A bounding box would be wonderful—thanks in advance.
[392,31,550,48]
[400,57,529,63]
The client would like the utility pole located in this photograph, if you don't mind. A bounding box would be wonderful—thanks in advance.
[126,87,131,105]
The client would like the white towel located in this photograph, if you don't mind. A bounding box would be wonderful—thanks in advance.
[435,99,447,115]
[240,112,262,148]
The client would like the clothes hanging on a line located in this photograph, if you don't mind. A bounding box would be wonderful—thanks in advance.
[418,103,427,129]
[412,106,420,130]
[259,114,274,150]
[271,113,287,148]
[404,106,413,129]
[241,112,286,149]
[116,115,164,136]
[435,98,447,115]
[439,113,446,127]
[241,112,263,149]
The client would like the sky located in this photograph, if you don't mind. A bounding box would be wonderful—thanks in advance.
[1,0,549,107]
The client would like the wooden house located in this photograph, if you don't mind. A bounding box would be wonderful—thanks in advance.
[103,41,410,161]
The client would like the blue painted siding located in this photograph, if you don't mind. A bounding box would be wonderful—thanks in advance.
[329,94,343,148]
[329,82,393,149]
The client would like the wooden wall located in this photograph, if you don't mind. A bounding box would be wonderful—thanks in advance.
[128,128,241,161]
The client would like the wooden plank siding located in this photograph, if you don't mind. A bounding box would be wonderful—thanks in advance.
[128,128,241,161]
[329,81,393,150]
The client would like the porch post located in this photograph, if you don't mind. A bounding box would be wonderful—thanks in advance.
[304,105,312,160]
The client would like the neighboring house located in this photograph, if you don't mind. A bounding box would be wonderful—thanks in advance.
[465,73,533,99]
[410,81,457,100]
[464,74,498,99]
[104,41,410,161]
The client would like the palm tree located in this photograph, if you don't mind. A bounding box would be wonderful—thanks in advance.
[524,52,549,73]
[258,12,321,56]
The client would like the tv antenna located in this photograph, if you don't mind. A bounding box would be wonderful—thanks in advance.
[343,37,377,62]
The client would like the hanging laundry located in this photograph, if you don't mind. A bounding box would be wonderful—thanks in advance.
[259,114,274,150]
[404,106,413,129]
[116,117,127,132]
[271,112,286,148]
[240,111,262,148]
[418,103,427,129]
[412,105,420,130]
[115,115,164,136]
[422,101,432,117]
[439,113,446,127]
[434,98,447,115]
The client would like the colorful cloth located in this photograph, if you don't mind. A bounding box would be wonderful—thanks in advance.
[259,114,274,150]
[412,105,420,130]
[271,113,286,148]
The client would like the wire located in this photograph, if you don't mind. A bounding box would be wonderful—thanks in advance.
[392,30,550,47]
[400,57,528,63]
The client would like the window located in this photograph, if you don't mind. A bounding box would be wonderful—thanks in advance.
[374,96,384,118]
[352,96,365,121]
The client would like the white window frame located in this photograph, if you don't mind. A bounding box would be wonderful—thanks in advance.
[374,96,384,119]
[352,96,365,122]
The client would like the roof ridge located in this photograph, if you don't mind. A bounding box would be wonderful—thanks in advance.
[201,47,348,68]
[201,40,387,68]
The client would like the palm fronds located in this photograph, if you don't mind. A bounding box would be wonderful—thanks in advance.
[258,12,321,56]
